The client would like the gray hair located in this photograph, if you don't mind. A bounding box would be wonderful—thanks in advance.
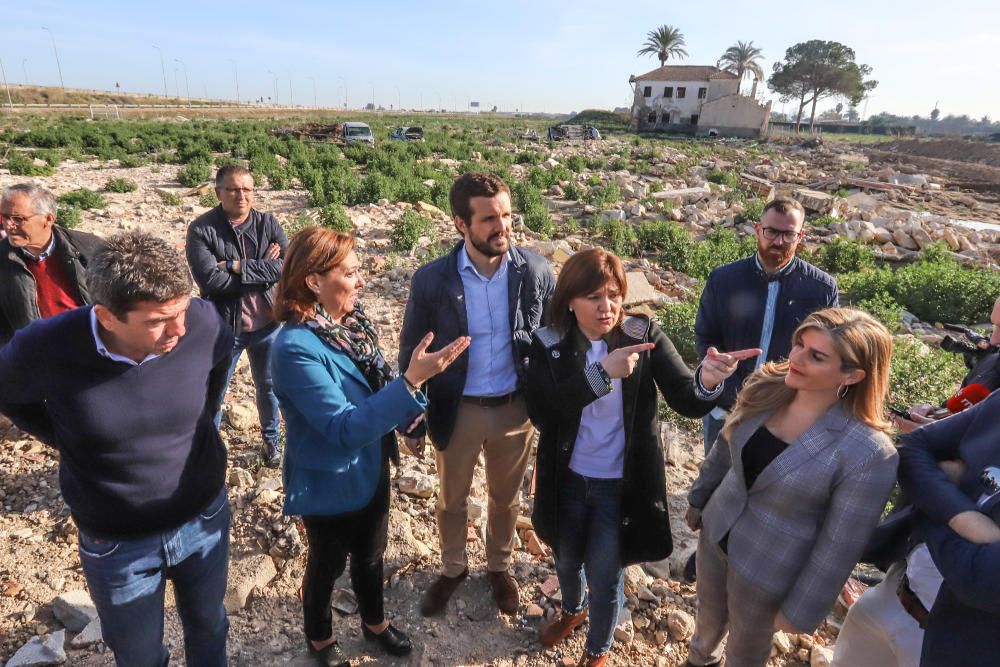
[88,230,193,317]
[1,183,57,219]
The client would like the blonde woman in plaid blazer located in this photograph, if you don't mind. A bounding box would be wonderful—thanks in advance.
[683,308,898,667]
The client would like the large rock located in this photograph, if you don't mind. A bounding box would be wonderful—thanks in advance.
[793,188,835,214]
[397,473,435,499]
[810,645,834,667]
[224,402,257,432]
[613,607,634,643]
[52,590,97,632]
[666,609,696,641]
[624,272,666,307]
[6,630,67,666]
[651,185,710,204]
[387,509,432,558]
[892,229,920,251]
[224,554,277,613]
[69,617,103,648]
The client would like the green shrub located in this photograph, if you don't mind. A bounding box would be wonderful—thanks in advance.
[608,157,628,171]
[657,293,701,366]
[599,217,636,257]
[561,218,580,235]
[158,190,182,206]
[266,166,291,190]
[838,267,895,303]
[816,237,876,274]
[741,198,766,222]
[586,181,622,210]
[707,168,741,189]
[198,190,219,208]
[514,150,543,165]
[319,203,353,233]
[811,214,842,227]
[6,153,54,176]
[889,337,967,409]
[565,155,586,173]
[688,228,757,280]
[893,247,1000,324]
[390,210,435,252]
[636,221,693,272]
[177,160,211,187]
[56,205,82,229]
[858,293,904,332]
[105,177,138,193]
[58,188,106,210]
[118,154,149,168]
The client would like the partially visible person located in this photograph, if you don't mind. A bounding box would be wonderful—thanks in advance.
[187,165,287,466]
[525,248,758,667]
[684,308,897,667]
[695,198,838,455]
[271,227,469,667]
[898,389,1000,666]
[894,295,1000,434]
[0,231,234,667]
[399,172,555,617]
[0,183,105,346]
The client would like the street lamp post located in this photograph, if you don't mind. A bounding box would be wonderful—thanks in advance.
[174,59,190,106]
[152,46,168,99]
[40,27,65,90]
[229,59,240,105]
[0,58,14,108]
[285,70,293,107]
[267,70,279,106]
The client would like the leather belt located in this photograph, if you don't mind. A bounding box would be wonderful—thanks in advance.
[461,391,520,408]
[897,573,930,629]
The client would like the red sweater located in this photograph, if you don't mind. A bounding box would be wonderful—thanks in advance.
[23,251,84,319]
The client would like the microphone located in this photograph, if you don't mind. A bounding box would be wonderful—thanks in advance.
[945,383,991,414]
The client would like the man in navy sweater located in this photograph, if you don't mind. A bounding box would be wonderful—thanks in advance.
[0,231,234,667]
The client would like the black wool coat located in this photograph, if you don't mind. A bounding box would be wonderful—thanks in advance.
[525,315,717,566]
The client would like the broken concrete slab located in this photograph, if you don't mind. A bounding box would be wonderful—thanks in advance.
[739,173,774,200]
[51,589,97,632]
[793,188,836,214]
[224,554,277,613]
[6,630,66,666]
[624,272,666,307]
[651,185,710,204]
[69,617,102,648]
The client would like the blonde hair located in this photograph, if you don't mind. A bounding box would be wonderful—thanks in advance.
[722,307,893,440]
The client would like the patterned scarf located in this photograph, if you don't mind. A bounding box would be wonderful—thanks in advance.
[307,304,394,391]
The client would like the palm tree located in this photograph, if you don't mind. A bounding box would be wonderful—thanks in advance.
[637,25,688,67]
[717,40,764,95]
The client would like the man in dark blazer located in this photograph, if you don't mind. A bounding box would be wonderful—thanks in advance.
[399,172,555,617]
[899,389,1000,666]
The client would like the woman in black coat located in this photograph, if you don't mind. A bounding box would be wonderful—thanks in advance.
[525,248,756,667]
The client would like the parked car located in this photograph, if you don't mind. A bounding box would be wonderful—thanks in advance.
[389,126,425,141]
[341,122,375,147]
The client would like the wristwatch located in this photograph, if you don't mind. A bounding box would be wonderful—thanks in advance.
[226,259,234,272]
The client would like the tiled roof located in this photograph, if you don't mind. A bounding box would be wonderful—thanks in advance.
[632,65,738,82]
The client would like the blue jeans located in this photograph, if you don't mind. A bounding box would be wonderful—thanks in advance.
[77,488,231,667]
[702,412,725,456]
[555,470,624,657]
[212,321,280,452]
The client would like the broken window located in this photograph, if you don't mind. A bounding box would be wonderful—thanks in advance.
[691,114,699,125]
[643,86,652,98]
[677,87,686,98]
[698,87,707,99]
[647,112,657,124]
[663,86,673,98]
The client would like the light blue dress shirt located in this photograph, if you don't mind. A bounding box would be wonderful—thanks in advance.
[457,247,518,397]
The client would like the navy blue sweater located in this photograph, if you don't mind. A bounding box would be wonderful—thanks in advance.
[695,255,838,409]
[0,298,233,538]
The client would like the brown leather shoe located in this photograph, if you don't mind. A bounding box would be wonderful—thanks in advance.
[539,608,588,648]
[577,651,608,667]
[487,570,519,614]
[420,569,468,616]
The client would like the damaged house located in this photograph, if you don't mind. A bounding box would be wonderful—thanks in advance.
[629,65,771,138]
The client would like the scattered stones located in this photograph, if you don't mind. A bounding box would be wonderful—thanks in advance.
[811,644,834,667]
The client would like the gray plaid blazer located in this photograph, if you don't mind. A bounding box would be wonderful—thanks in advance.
[688,403,898,631]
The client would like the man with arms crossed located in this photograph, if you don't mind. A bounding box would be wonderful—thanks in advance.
[0,231,234,667]
[399,172,555,616]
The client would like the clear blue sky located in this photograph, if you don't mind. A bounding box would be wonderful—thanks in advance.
[3,0,997,119]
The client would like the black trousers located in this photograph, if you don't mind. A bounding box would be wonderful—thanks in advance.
[301,460,390,640]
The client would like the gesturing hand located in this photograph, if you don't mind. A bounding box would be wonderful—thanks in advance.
[699,346,763,390]
[265,242,281,260]
[600,343,655,379]
[403,332,471,387]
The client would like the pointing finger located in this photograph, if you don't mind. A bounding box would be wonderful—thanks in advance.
[621,343,655,355]
[728,348,763,361]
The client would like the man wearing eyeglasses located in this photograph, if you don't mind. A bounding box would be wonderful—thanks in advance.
[694,198,837,457]
[0,183,105,347]
[186,165,288,467]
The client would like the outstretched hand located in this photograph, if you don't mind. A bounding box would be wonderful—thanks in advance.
[403,332,471,387]
[699,346,762,390]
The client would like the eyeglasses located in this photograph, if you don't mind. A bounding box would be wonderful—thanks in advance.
[759,227,803,243]
[221,187,254,196]
[0,213,39,227]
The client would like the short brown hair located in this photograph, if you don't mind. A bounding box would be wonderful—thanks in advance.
[273,227,355,324]
[547,248,627,335]
[761,198,805,222]
[215,164,252,186]
[89,230,193,318]
[449,172,510,224]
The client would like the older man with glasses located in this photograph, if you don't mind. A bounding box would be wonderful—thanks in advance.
[681,198,839,584]
[186,165,288,466]
[0,183,105,347]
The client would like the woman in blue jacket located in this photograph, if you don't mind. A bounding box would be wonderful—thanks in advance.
[271,227,469,667]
